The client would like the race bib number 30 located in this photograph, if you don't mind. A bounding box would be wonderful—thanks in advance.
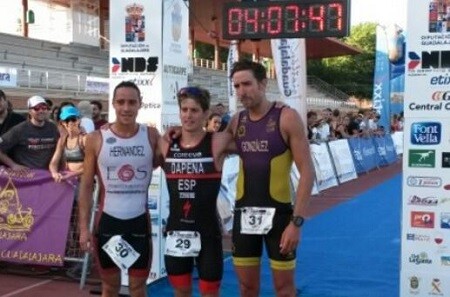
[102,235,141,270]
[165,231,201,257]
[241,207,276,234]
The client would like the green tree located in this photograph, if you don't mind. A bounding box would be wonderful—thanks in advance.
[307,22,377,99]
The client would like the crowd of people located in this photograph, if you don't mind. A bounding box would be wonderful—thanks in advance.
[2,59,404,297]
[306,107,404,143]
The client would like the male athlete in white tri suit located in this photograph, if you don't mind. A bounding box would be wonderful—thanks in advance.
[78,81,161,297]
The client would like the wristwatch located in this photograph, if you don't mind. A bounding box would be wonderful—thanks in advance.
[291,215,305,228]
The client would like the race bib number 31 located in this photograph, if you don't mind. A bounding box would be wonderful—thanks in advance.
[102,235,141,270]
[241,207,276,234]
[165,231,201,257]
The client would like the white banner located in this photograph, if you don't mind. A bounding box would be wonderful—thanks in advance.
[327,139,358,184]
[270,38,307,126]
[309,142,338,192]
[85,76,109,93]
[0,67,17,87]
[401,1,450,296]
[227,40,239,113]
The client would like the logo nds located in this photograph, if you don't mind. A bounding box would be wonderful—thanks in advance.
[410,122,441,145]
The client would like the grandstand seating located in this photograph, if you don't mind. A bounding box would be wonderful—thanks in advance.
[0,32,355,112]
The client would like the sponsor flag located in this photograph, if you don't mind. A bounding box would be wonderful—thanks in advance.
[0,168,75,266]
[227,40,239,113]
[373,25,391,133]
[270,38,307,127]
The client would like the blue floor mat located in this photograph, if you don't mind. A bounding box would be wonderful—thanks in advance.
[148,174,402,296]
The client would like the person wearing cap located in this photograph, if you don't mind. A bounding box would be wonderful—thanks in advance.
[49,105,86,182]
[49,105,88,279]
[0,95,59,170]
[0,90,25,136]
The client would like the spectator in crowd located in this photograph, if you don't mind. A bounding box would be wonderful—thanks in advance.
[347,113,362,137]
[0,90,25,136]
[91,100,108,130]
[45,98,54,109]
[49,105,88,279]
[77,100,95,133]
[359,109,372,137]
[316,108,332,141]
[50,105,60,123]
[0,95,59,170]
[205,112,222,132]
[78,81,161,297]
[49,105,86,182]
[227,60,314,297]
[215,103,231,132]
[160,86,234,297]
[334,115,351,139]
[329,108,341,137]
[306,110,319,141]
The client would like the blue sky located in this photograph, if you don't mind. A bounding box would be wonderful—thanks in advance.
[350,0,407,28]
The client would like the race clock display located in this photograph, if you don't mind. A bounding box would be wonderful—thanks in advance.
[222,0,350,39]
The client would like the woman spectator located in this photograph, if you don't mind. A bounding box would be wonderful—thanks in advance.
[205,112,222,132]
[49,105,86,182]
[48,105,87,278]
[334,115,351,139]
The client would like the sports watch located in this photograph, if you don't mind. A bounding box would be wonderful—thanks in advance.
[291,215,305,228]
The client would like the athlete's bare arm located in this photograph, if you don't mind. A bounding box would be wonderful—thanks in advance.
[78,131,101,252]
[148,126,163,168]
[279,107,315,255]
[212,132,236,171]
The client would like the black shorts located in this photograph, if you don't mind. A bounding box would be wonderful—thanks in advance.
[164,232,223,282]
[232,209,296,270]
[95,212,152,277]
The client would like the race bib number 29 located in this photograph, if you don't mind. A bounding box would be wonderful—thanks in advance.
[165,231,201,257]
[240,207,276,234]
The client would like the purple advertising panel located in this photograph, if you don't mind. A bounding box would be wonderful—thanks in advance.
[0,168,75,266]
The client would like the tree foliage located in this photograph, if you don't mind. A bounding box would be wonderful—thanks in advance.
[307,22,377,99]
[194,22,378,99]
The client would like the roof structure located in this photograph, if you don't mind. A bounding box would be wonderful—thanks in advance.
[98,0,361,59]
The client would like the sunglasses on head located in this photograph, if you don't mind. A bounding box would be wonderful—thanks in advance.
[32,105,48,111]
[177,87,202,98]
[63,117,78,123]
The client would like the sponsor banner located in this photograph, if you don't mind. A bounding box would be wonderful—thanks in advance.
[402,1,450,295]
[270,38,307,125]
[0,168,75,266]
[373,26,392,132]
[109,0,162,125]
[0,67,17,87]
[309,142,338,192]
[391,131,404,155]
[227,40,239,113]
[290,163,319,196]
[85,76,109,94]
[372,135,398,166]
[327,139,357,184]
[347,137,380,174]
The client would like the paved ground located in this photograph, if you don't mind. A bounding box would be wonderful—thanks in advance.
[0,161,402,297]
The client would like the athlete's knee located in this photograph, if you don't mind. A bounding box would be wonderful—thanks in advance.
[101,280,121,297]
[168,274,192,291]
[199,280,221,295]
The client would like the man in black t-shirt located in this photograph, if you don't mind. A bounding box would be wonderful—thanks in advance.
[0,95,59,170]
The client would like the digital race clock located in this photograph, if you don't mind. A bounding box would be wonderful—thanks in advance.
[222,0,350,40]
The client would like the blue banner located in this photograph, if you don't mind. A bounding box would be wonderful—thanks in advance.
[348,137,380,173]
[373,26,391,133]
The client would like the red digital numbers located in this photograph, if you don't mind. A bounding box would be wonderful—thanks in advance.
[267,6,282,34]
[309,5,325,32]
[224,0,348,39]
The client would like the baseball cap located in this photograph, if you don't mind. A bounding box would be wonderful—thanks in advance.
[60,106,80,121]
[27,96,47,108]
